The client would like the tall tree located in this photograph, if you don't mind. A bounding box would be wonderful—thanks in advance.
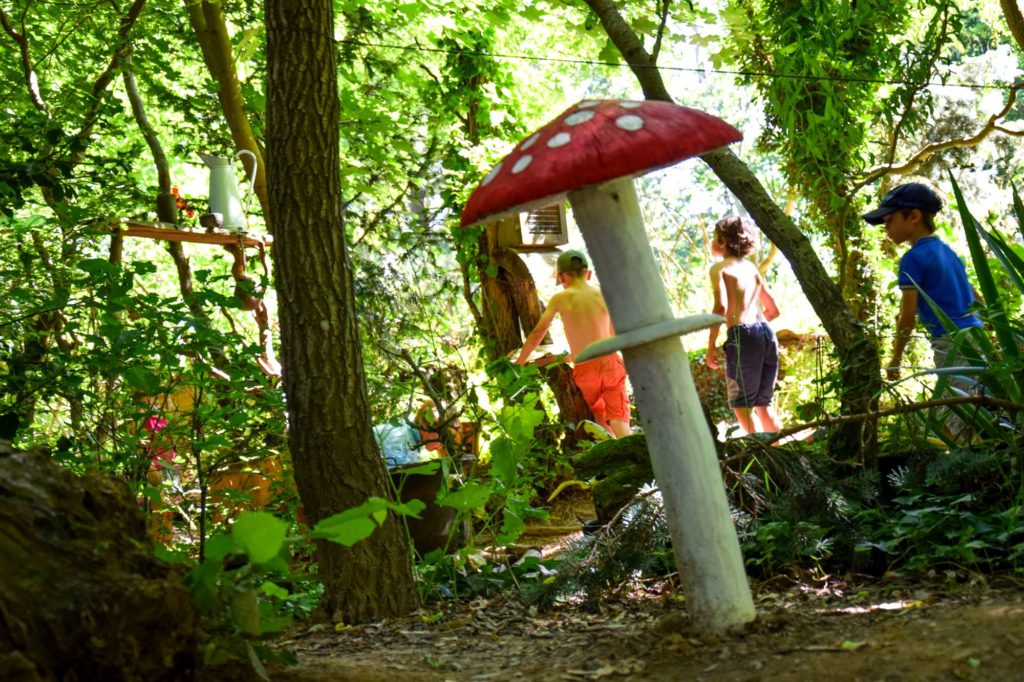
[265,0,419,622]
[582,0,883,460]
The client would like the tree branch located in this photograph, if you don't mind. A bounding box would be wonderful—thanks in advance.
[0,7,47,111]
[122,62,177,221]
[764,394,1023,446]
[858,81,1024,188]
[651,0,670,63]
[583,0,666,96]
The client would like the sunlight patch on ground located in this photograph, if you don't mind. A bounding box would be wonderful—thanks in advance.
[829,599,928,614]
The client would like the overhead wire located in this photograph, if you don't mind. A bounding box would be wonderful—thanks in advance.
[336,37,1014,92]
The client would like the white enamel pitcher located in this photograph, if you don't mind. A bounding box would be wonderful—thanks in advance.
[198,150,257,232]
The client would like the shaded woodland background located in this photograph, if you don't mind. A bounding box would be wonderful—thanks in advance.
[3,0,1024,678]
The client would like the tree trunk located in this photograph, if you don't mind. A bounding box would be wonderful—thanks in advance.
[0,443,197,680]
[583,0,880,463]
[265,0,418,622]
[474,230,594,431]
[1001,0,1024,54]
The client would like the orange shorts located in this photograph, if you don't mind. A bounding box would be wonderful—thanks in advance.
[572,354,629,423]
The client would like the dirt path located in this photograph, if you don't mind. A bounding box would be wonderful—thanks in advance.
[243,493,1024,681]
[258,578,1023,682]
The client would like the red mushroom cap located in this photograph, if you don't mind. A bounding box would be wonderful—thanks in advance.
[460,99,741,228]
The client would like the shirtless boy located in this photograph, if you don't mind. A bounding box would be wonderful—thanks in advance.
[515,249,631,438]
[705,216,782,435]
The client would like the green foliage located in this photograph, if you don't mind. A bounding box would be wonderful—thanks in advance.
[741,520,832,575]
[310,496,427,546]
[183,497,424,677]
[856,446,1024,573]
[182,511,303,679]
[521,489,675,609]
[732,436,1024,579]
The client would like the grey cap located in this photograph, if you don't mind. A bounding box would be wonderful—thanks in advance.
[556,249,589,273]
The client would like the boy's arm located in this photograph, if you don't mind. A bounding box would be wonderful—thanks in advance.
[706,266,726,369]
[888,288,918,380]
[971,285,986,309]
[758,276,781,321]
[515,296,560,365]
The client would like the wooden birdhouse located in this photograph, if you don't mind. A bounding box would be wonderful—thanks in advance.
[495,202,569,251]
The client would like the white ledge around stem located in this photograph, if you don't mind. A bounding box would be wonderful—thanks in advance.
[575,314,724,363]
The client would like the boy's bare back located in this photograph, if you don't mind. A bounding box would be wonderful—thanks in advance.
[711,258,778,327]
[547,282,614,361]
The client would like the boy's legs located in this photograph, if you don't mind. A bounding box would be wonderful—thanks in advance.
[731,407,757,434]
[573,355,631,438]
[753,326,782,433]
[930,334,985,442]
[726,324,778,435]
[599,355,631,437]
[753,406,781,433]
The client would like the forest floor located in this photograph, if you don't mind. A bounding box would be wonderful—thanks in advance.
[251,494,1024,682]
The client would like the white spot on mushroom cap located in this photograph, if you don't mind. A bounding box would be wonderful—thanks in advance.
[481,162,503,186]
[547,132,571,148]
[619,100,643,109]
[616,114,645,131]
[576,100,601,108]
[565,110,595,126]
[481,161,501,186]
[519,133,540,151]
[512,155,533,174]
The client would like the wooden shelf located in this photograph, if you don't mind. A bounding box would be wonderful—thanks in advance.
[109,220,272,248]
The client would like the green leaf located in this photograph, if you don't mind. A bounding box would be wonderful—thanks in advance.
[489,435,521,486]
[185,559,223,611]
[260,581,290,600]
[77,257,115,275]
[499,400,545,442]
[122,366,161,396]
[246,641,271,682]
[308,516,377,546]
[204,532,239,561]
[392,498,427,518]
[598,39,620,64]
[438,481,492,512]
[949,172,1018,360]
[496,507,526,545]
[232,587,261,635]
[397,461,441,477]
[631,17,659,33]
[396,3,424,20]
[232,511,289,564]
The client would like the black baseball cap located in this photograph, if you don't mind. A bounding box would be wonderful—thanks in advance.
[862,183,943,225]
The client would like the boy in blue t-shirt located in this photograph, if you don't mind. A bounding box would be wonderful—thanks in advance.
[862,182,984,380]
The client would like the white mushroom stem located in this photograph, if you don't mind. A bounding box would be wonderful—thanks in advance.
[568,176,756,633]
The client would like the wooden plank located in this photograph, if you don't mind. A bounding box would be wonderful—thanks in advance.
[109,220,272,248]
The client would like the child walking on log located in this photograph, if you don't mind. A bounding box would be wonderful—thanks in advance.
[705,216,782,436]
[515,249,632,438]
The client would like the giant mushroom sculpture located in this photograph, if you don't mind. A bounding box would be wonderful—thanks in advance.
[461,99,756,633]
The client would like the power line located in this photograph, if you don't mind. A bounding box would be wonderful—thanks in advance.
[336,37,1013,92]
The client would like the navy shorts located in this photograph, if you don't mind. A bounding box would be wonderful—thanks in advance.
[723,322,779,408]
